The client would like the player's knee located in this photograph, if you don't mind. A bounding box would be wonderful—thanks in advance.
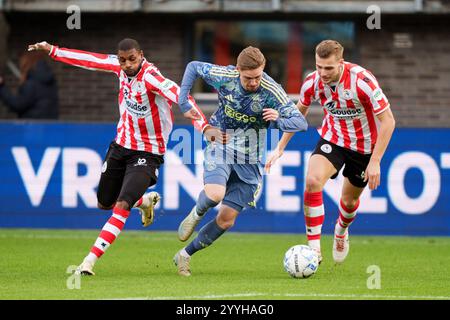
[97,202,115,210]
[216,216,235,230]
[305,175,323,192]
[204,188,225,203]
[341,197,359,210]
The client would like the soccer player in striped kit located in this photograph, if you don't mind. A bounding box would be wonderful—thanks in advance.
[173,47,308,276]
[28,39,207,275]
[266,40,396,264]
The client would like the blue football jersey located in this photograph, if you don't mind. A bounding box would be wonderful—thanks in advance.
[179,61,307,164]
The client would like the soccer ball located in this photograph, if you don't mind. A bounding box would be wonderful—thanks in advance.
[283,245,319,278]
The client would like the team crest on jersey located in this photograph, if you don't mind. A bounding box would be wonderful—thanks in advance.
[250,96,263,113]
[343,89,353,100]
[135,82,144,92]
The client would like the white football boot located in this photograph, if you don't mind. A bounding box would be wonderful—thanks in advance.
[138,192,160,227]
[333,232,350,264]
[173,250,191,277]
[75,258,95,276]
[177,206,202,242]
[313,248,323,265]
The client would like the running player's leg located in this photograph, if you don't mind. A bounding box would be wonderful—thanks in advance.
[97,142,126,210]
[77,142,125,275]
[123,154,163,227]
[333,151,369,263]
[336,178,364,236]
[175,172,258,276]
[304,139,344,258]
[131,156,164,226]
[78,151,161,275]
[177,162,229,242]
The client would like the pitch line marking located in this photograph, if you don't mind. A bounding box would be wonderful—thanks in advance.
[109,292,450,300]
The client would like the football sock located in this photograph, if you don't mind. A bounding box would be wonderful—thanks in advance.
[195,190,219,217]
[185,218,226,256]
[85,206,130,264]
[335,198,359,236]
[304,191,325,252]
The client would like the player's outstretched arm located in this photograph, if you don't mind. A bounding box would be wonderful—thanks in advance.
[364,107,396,190]
[178,61,204,114]
[28,41,52,54]
[178,61,217,132]
[264,132,295,173]
[144,66,208,132]
[297,101,309,117]
[28,41,120,74]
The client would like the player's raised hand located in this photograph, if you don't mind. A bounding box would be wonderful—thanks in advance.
[264,148,283,174]
[183,108,202,121]
[28,41,52,53]
[263,108,279,122]
[203,126,230,144]
[364,159,381,190]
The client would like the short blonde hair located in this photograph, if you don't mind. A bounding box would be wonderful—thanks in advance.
[315,40,344,60]
[237,46,266,70]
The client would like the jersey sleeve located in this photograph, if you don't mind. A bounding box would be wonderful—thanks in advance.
[49,45,121,75]
[262,76,308,132]
[299,72,317,107]
[356,71,390,115]
[144,69,209,132]
[178,61,231,113]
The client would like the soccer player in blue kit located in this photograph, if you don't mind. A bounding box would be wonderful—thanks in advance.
[173,46,308,276]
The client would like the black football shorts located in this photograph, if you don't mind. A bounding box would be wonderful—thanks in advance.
[97,141,164,208]
[311,138,372,188]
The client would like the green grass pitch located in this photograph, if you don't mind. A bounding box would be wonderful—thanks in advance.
[0,228,449,300]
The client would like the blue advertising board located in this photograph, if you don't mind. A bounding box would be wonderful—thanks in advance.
[1,123,449,236]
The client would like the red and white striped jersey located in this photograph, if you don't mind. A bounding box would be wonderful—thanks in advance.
[299,61,390,154]
[49,46,208,155]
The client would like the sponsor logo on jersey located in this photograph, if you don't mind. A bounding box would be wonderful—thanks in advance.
[160,79,175,92]
[324,101,362,119]
[373,88,383,101]
[125,99,148,116]
[224,105,257,123]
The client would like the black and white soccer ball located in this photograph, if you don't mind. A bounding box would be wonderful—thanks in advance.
[283,244,319,278]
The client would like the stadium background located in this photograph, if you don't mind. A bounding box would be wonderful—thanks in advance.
[1,0,449,236]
